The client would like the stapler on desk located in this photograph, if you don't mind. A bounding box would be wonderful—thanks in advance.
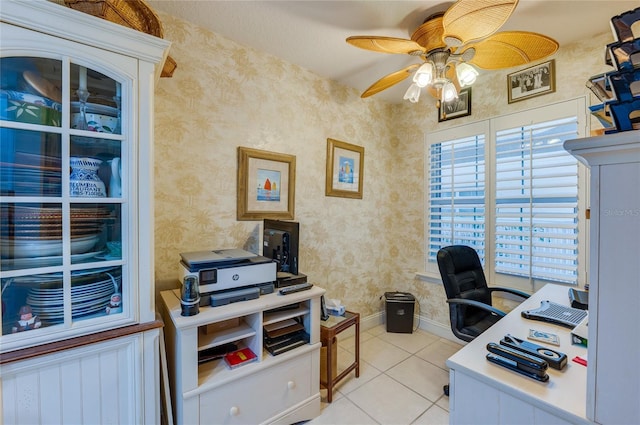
[500,334,567,370]
[486,342,549,382]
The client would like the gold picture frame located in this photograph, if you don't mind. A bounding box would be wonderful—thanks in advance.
[507,59,556,103]
[325,138,364,199]
[237,147,296,221]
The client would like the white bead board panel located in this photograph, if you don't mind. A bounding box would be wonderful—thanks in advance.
[1,333,145,424]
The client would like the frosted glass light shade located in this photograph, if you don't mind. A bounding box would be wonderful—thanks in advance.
[403,83,421,103]
[413,62,433,88]
[456,62,478,87]
[442,81,458,102]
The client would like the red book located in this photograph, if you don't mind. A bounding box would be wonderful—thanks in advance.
[224,347,258,369]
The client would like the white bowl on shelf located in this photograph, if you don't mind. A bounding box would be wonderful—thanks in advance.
[0,234,100,258]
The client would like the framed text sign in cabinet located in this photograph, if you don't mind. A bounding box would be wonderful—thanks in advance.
[161,286,325,425]
[0,1,170,423]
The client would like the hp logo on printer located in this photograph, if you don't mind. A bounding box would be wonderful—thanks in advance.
[232,274,239,281]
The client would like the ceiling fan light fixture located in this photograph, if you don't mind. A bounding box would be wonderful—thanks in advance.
[441,81,458,103]
[345,0,558,110]
[456,62,479,87]
[403,83,421,103]
[413,62,434,87]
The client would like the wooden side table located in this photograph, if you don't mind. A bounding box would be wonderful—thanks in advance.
[320,311,360,402]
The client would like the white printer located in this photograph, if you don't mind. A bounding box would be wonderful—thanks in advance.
[179,249,277,305]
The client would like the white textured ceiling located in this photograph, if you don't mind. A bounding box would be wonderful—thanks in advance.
[147,0,638,103]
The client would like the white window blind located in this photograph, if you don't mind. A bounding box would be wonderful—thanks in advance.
[428,134,486,264]
[494,117,579,284]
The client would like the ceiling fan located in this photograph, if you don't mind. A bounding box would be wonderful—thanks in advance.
[346,0,559,107]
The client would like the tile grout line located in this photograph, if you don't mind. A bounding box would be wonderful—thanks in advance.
[317,327,457,424]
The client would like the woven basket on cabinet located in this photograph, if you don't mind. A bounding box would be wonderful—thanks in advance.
[62,0,176,77]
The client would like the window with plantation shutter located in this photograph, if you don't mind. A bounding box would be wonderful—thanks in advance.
[427,134,486,264]
[494,117,579,284]
[424,98,587,289]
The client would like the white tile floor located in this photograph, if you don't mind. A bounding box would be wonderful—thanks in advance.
[308,325,464,425]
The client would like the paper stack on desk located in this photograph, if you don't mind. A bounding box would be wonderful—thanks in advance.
[571,316,588,347]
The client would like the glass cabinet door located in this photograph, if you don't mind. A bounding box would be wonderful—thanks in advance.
[1,54,130,348]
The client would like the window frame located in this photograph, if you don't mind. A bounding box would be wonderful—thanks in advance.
[423,97,589,293]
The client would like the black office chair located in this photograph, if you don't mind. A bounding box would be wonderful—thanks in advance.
[437,245,529,396]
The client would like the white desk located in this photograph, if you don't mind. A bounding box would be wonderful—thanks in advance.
[446,284,590,424]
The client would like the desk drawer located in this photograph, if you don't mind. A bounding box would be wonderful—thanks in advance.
[199,352,312,424]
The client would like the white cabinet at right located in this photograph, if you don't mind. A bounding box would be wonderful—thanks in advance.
[564,130,640,425]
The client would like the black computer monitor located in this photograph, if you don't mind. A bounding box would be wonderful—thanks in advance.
[262,219,299,275]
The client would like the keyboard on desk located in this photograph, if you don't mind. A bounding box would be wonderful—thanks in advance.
[521,300,587,328]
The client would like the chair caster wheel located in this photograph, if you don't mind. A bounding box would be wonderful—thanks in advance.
[443,384,449,396]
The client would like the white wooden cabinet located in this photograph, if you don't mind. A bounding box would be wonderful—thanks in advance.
[0,1,169,423]
[160,286,325,425]
[564,130,640,425]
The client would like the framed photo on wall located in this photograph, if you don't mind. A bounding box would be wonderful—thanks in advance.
[439,88,472,122]
[237,147,296,220]
[508,59,555,103]
[325,138,364,199]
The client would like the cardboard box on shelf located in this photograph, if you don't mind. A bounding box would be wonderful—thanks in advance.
[202,317,240,334]
[320,336,337,386]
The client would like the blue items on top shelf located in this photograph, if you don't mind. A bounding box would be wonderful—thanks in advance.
[588,7,640,134]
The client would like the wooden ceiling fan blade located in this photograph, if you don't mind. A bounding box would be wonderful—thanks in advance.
[466,31,559,69]
[361,64,420,98]
[347,36,425,54]
[442,0,518,46]
[410,13,447,53]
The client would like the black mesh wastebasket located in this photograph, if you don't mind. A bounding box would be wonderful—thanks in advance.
[384,292,415,333]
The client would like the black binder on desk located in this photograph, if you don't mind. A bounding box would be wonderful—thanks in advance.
[568,288,588,310]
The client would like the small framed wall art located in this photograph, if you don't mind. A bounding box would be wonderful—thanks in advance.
[507,59,556,103]
[439,88,472,122]
[237,147,296,220]
[325,138,364,199]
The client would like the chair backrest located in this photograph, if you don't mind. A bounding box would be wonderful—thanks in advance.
[437,245,494,341]
[437,245,491,303]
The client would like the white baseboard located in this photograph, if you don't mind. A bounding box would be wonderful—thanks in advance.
[413,314,460,343]
[331,312,383,340]
[357,311,462,345]
[360,312,384,332]
[334,311,464,346]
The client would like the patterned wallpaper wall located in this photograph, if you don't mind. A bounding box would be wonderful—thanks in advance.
[154,11,612,328]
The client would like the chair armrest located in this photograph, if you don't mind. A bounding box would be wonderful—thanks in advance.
[488,287,530,300]
[446,298,507,317]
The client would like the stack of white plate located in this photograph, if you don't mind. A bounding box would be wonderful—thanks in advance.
[21,267,121,324]
[0,151,62,196]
